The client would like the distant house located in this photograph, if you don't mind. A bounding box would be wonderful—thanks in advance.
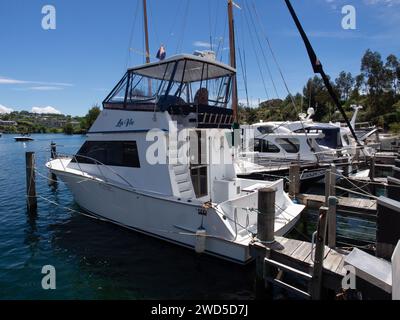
[0,120,17,126]
[36,117,67,128]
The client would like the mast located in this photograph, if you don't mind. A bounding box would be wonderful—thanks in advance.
[142,0,152,95]
[143,0,151,64]
[228,0,238,124]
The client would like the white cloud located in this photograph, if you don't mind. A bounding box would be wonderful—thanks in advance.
[31,106,62,114]
[0,76,73,87]
[0,104,14,114]
[363,0,400,6]
[193,41,213,48]
[28,86,64,91]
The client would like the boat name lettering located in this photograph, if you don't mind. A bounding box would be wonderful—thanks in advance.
[116,118,135,128]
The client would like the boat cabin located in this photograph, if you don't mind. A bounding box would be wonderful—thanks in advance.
[103,54,235,129]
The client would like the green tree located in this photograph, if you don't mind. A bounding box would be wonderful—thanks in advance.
[385,54,399,94]
[81,105,101,131]
[63,122,74,135]
[335,71,355,101]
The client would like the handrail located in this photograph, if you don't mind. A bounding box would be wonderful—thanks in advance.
[53,153,135,189]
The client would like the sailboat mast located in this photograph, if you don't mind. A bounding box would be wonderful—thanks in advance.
[143,0,151,64]
[142,0,152,96]
[228,0,238,124]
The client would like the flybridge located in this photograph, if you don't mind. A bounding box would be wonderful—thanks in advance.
[103,54,235,129]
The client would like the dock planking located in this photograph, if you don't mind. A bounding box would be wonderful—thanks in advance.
[298,193,377,213]
[269,237,347,277]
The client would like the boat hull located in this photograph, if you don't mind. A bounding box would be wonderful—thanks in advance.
[51,168,301,264]
[54,170,255,263]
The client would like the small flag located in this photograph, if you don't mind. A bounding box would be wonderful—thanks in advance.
[156,45,166,61]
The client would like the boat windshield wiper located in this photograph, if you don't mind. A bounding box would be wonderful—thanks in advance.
[283,0,361,146]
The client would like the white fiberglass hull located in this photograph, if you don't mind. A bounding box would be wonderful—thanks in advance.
[49,168,303,264]
[54,170,257,263]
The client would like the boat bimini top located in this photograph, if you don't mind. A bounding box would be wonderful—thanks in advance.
[103,54,236,129]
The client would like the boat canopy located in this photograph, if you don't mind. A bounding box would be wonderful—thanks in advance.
[296,124,342,149]
[128,54,236,82]
[103,54,236,111]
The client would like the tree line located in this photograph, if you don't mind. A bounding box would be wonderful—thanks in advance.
[238,49,400,132]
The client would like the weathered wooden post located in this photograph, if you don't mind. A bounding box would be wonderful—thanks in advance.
[342,162,350,177]
[257,188,276,244]
[289,164,300,199]
[252,187,277,299]
[50,142,57,159]
[325,165,336,206]
[311,206,328,300]
[369,156,376,181]
[26,152,37,213]
[327,196,338,249]
[49,142,57,186]
[250,242,269,300]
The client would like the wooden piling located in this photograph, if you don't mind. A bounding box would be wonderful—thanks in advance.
[49,142,57,186]
[257,188,276,244]
[26,152,37,212]
[251,242,270,299]
[325,165,336,206]
[289,164,300,199]
[50,142,57,159]
[369,156,376,181]
[311,206,328,300]
[327,196,338,249]
[343,162,350,177]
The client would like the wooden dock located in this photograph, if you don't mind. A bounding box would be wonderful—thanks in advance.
[251,236,348,299]
[251,206,350,299]
[297,193,377,220]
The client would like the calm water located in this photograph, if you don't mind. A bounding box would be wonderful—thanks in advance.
[0,134,255,300]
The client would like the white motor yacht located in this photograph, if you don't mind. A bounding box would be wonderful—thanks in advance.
[46,54,304,264]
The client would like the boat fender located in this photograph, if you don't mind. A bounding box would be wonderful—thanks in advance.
[195,228,207,254]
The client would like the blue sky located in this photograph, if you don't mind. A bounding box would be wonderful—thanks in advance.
[0,0,399,116]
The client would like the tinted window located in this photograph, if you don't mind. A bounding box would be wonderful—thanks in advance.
[258,126,275,135]
[253,139,280,153]
[73,141,140,168]
[276,138,300,153]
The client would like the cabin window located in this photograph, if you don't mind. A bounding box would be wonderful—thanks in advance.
[258,126,275,135]
[73,141,140,168]
[253,139,280,153]
[190,130,208,198]
[276,138,300,153]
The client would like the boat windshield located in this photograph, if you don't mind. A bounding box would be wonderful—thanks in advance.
[103,55,235,110]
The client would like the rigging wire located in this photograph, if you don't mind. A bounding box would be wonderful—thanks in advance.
[147,0,161,50]
[250,1,297,111]
[238,47,250,108]
[175,0,191,54]
[243,1,279,99]
[242,5,270,101]
[125,0,141,70]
